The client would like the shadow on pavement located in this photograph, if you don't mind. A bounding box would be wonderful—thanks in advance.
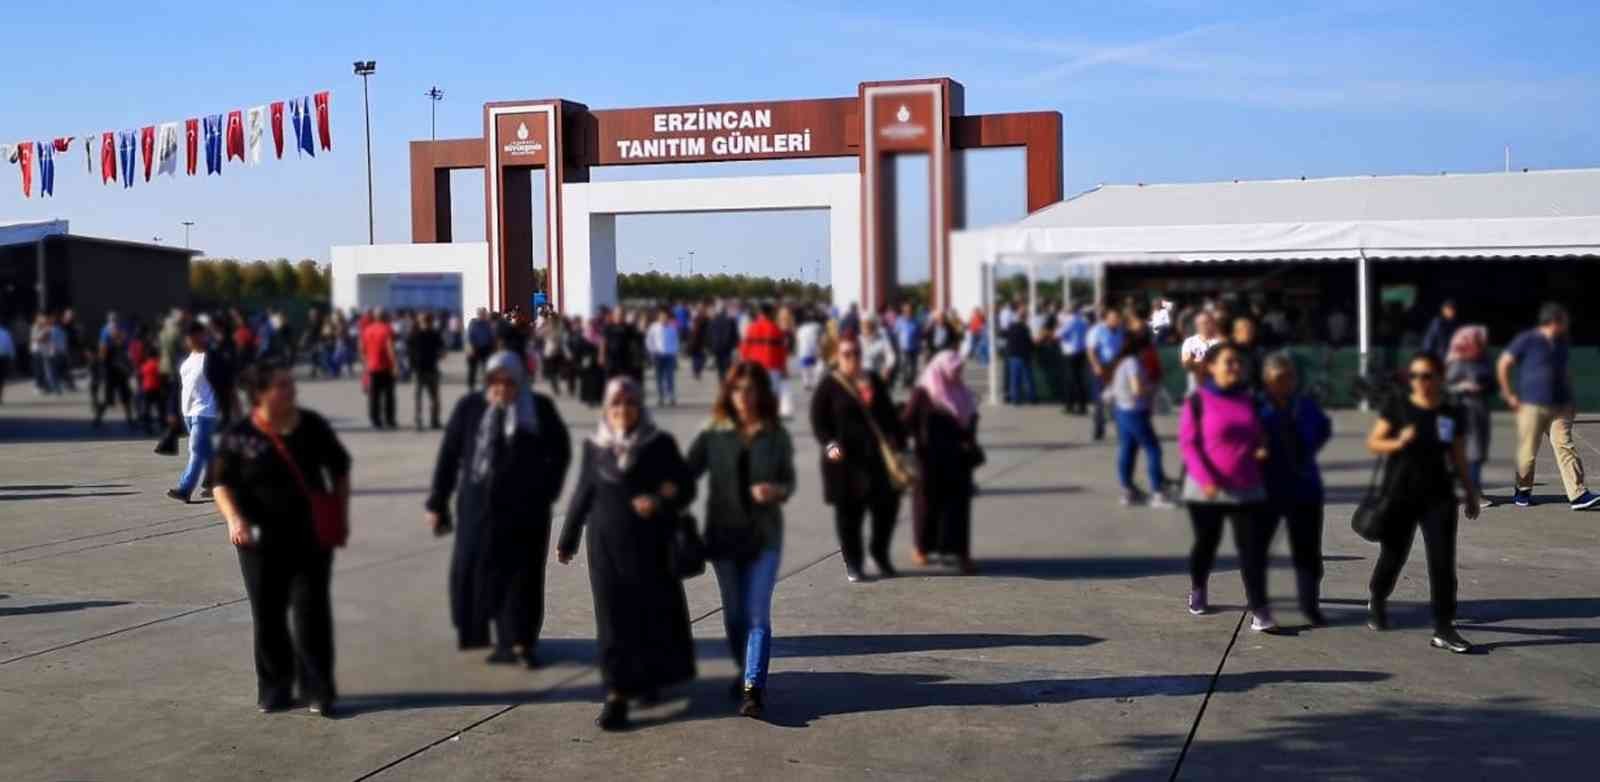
[0,418,157,442]
[0,599,131,617]
[977,485,1083,497]
[1094,696,1596,781]
[1453,596,1600,650]
[0,483,130,491]
[0,491,139,501]
[975,555,1362,581]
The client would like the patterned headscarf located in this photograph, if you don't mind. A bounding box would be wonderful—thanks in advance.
[592,376,659,473]
[918,349,976,427]
[1447,325,1488,363]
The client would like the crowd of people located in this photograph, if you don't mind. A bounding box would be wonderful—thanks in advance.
[0,289,1586,732]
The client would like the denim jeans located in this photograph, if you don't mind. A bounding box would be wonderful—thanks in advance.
[1113,407,1165,492]
[653,354,677,404]
[1005,357,1035,404]
[713,546,782,689]
[177,415,216,494]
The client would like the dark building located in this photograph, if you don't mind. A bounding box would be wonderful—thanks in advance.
[2,220,196,366]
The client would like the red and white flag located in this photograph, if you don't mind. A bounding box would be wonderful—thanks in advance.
[314,91,332,151]
[101,132,118,185]
[185,119,199,176]
[270,101,285,159]
[226,110,245,162]
[140,126,156,181]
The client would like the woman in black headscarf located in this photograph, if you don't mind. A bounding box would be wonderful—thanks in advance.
[558,377,697,731]
[427,350,571,667]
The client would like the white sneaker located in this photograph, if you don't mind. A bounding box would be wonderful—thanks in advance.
[1250,610,1278,633]
[1149,492,1177,509]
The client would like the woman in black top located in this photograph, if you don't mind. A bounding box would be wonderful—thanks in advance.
[212,364,351,716]
[1366,352,1481,653]
[426,351,571,667]
[903,349,984,573]
[558,377,697,731]
[810,334,908,582]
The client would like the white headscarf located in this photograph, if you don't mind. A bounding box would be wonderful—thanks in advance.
[471,351,539,482]
[591,376,659,474]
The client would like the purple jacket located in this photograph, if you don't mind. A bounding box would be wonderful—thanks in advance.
[1179,384,1264,494]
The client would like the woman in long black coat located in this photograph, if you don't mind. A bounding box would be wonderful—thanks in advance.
[558,376,697,731]
[810,333,907,582]
[903,349,984,573]
[426,351,571,667]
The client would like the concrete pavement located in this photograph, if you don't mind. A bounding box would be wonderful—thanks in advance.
[1,359,1597,780]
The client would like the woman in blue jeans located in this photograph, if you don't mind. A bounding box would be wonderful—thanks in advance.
[687,361,795,720]
[1106,333,1172,507]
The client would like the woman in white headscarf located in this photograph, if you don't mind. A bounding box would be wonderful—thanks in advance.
[426,350,571,668]
[558,376,697,731]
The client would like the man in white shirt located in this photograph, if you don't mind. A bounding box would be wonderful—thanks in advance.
[646,308,680,406]
[169,323,219,503]
[1180,311,1224,396]
[1151,299,1175,345]
[794,314,823,390]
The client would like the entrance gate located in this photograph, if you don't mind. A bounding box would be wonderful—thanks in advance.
[408,77,1061,314]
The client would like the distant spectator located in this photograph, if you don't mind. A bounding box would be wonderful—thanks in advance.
[1498,303,1597,510]
[1421,300,1460,360]
[1446,325,1494,508]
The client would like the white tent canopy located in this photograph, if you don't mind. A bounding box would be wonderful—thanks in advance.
[949,169,1600,405]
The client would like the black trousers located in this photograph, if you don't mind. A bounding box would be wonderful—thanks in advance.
[1370,499,1458,632]
[834,494,902,570]
[466,349,489,391]
[498,521,553,651]
[1264,501,1325,615]
[96,372,134,423]
[914,487,973,558]
[237,545,335,705]
[1188,502,1273,611]
[414,368,441,426]
[368,370,397,428]
[713,350,734,383]
[1062,353,1089,413]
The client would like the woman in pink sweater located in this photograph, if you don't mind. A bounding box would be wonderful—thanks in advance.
[1179,342,1279,633]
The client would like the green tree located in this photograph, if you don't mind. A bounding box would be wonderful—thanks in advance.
[270,258,298,298]
[190,262,220,301]
[294,260,325,298]
[240,262,279,300]
[215,260,243,302]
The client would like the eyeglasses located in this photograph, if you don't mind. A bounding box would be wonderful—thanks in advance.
[1410,372,1438,381]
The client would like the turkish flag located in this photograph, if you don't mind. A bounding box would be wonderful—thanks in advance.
[53,137,73,153]
[140,126,156,181]
[226,110,245,162]
[185,119,199,175]
[314,91,332,150]
[101,132,118,184]
[17,141,32,197]
[270,101,285,159]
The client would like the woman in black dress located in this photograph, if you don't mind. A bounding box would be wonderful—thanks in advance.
[810,334,907,582]
[426,350,571,667]
[558,377,697,731]
[903,349,983,573]
[1366,352,1481,653]
[211,363,351,717]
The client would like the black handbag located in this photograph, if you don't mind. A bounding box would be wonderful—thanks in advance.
[669,513,707,580]
[1349,458,1392,542]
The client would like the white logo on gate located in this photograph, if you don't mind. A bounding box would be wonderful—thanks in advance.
[881,103,927,141]
[517,123,529,141]
[896,105,911,123]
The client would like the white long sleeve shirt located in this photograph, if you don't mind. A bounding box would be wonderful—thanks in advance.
[646,322,680,357]
[179,351,218,418]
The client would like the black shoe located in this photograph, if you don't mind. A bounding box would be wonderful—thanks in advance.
[844,565,869,584]
[485,648,519,665]
[521,652,542,670]
[308,700,337,718]
[596,699,629,731]
[258,694,294,714]
[638,689,662,706]
[197,487,214,500]
[1367,600,1389,631]
[738,687,765,719]
[873,557,899,579]
[1304,607,1329,628]
[1431,629,1473,654]
[165,488,190,504]
[728,680,745,701]
[153,443,178,456]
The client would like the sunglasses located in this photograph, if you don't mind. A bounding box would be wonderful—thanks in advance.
[838,351,860,358]
[1410,372,1438,381]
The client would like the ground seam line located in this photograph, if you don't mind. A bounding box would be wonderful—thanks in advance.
[0,508,220,557]
[1168,609,1247,782]
[351,546,846,782]
[3,520,225,565]
[0,599,249,666]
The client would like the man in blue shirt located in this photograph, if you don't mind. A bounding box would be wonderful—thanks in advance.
[1085,307,1125,441]
[894,302,923,389]
[465,308,495,391]
[1056,305,1089,415]
[1498,302,1597,510]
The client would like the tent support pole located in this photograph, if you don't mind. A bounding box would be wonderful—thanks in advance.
[985,261,999,406]
[1027,265,1038,322]
[1062,262,1070,311]
[1357,251,1371,411]
[1093,262,1106,307]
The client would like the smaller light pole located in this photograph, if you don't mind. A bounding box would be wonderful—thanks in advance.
[425,86,444,141]
[353,59,378,245]
[688,250,695,275]
[181,220,195,249]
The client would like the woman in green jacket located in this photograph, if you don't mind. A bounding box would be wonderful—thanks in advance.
[687,361,796,720]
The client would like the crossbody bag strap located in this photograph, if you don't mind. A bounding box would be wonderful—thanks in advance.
[256,418,316,501]
[831,371,894,450]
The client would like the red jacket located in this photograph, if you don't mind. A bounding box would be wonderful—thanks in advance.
[740,316,789,373]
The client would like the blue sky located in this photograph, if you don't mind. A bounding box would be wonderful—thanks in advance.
[3,0,1598,283]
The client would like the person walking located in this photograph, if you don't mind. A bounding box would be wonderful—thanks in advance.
[811,335,907,582]
[1446,325,1494,507]
[740,304,792,418]
[1180,311,1224,397]
[903,350,983,572]
[93,325,136,429]
[1056,305,1089,415]
[361,309,399,430]
[795,312,823,390]
[558,378,696,731]
[211,363,351,715]
[538,313,570,397]
[709,302,741,382]
[138,349,163,434]
[1421,299,1460,360]
[1179,342,1279,633]
[1498,303,1598,510]
[465,308,495,391]
[1108,333,1172,507]
[1258,353,1333,627]
[1086,308,1125,441]
[859,317,896,384]
[427,351,571,667]
[1366,352,1481,653]
[408,311,446,430]
[647,308,680,406]
[687,303,710,382]
[894,302,922,390]
[686,362,795,719]
[167,323,221,503]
